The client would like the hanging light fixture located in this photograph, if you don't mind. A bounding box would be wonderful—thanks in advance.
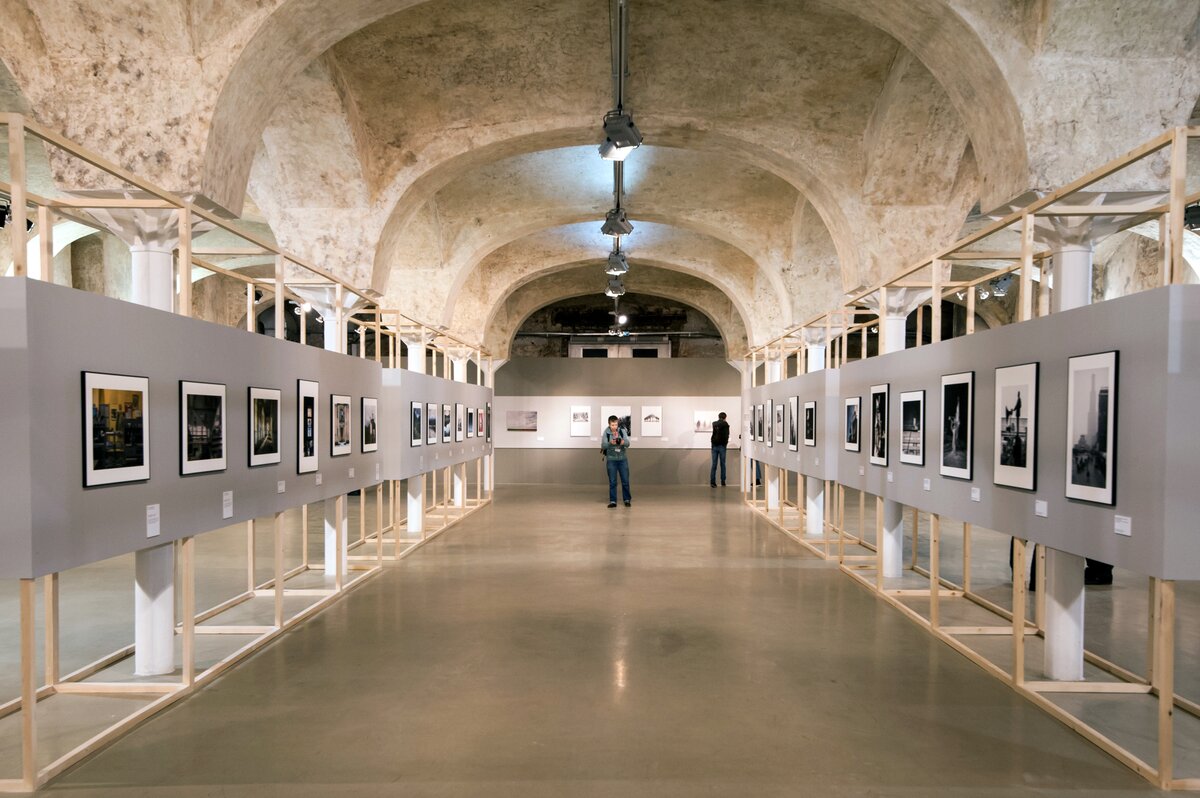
[605,276,626,297]
[599,111,642,161]
[606,250,630,275]
[601,206,634,236]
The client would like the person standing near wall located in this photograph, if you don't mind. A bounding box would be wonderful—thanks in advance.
[602,415,632,508]
[710,411,730,488]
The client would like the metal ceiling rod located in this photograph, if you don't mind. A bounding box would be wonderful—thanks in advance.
[610,0,630,111]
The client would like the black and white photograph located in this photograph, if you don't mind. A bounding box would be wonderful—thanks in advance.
[362,397,378,453]
[899,390,924,466]
[331,394,352,457]
[467,406,476,438]
[486,402,492,442]
[506,409,537,432]
[427,402,438,445]
[940,372,973,480]
[773,402,784,444]
[641,406,663,437]
[570,405,591,437]
[803,401,816,447]
[844,396,860,452]
[83,371,149,487]
[994,363,1038,490]
[601,405,632,437]
[694,411,719,434]
[456,403,465,441]
[442,403,453,442]
[249,386,281,467]
[181,380,226,475]
[410,400,422,448]
[788,396,799,451]
[297,379,319,474]
[755,404,764,441]
[869,384,888,466]
[766,399,774,447]
[477,407,485,437]
[1066,351,1117,504]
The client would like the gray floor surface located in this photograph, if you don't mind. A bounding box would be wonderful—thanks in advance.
[1,485,1191,795]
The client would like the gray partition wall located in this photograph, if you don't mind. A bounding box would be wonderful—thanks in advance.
[0,278,491,579]
[744,285,1200,581]
[495,358,742,485]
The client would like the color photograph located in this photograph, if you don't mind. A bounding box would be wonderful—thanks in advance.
[899,390,924,466]
[181,381,226,475]
[249,387,281,467]
[83,372,149,487]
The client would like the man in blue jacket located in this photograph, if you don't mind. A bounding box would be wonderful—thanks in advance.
[601,415,632,508]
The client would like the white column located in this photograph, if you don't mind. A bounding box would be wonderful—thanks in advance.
[451,357,469,383]
[765,465,780,510]
[323,498,347,577]
[407,475,425,535]
[133,543,175,675]
[1044,242,1093,680]
[879,314,907,578]
[130,243,176,676]
[766,358,782,384]
[453,464,466,508]
[804,344,826,537]
[404,337,428,374]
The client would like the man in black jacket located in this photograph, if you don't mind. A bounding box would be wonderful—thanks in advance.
[710,412,730,487]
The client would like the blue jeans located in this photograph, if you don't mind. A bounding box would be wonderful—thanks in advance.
[710,445,727,485]
[606,458,631,503]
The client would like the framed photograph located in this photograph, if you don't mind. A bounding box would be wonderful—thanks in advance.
[570,405,591,437]
[788,396,799,451]
[249,387,281,467]
[361,397,378,453]
[466,406,476,438]
[1066,351,1117,504]
[766,399,774,448]
[426,402,438,445]
[641,405,663,437]
[601,405,632,437]
[694,411,719,434]
[773,403,784,444]
[869,384,888,467]
[181,381,226,475]
[899,390,925,466]
[331,394,352,457]
[844,396,860,452]
[803,401,816,447]
[486,402,492,442]
[477,407,485,437]
[83,371,149,487]
[995,363,1038,490]
[409,400,422,448]
[442,403,453,442]
[455,403,465,441]
[940,372,974,480]
[297,379,318,474]
[755,404,764,441]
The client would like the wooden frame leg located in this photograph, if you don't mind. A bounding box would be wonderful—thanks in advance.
[43,573,59,687]
[273,511,285,628]
[245,519,255,592]
[929,514,941,630]
[1012,537,1027,685]
[180,537,195,686]
[20,578,37,790]
[376,483,384,566]
[962,522,972,593]
[1155,578,1175,787]
[301,503,310,569]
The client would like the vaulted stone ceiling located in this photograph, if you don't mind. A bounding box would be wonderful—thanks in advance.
[1,0,1198,352]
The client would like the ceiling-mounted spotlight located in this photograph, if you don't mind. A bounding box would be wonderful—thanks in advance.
[601,207,634,236]
[606,250,630,275]
[605,276,626,298]
[978,287,991,300]
[1185,203,1200,231]
[955,290,966,301]
[617,313,629,325]
[599,111,642,161]
[992,273,1014,297]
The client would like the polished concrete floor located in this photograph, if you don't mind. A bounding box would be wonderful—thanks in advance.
[25,484,1169,796]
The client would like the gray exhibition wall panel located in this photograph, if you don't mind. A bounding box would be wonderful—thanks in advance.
[744,370,841,483]
[0,279,490,579]
[740,286,1200,581]
[492,395,741,450]
[379,369,492,478]
[496,448,741,486]
[497,358,740,396]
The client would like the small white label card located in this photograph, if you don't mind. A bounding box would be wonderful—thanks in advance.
[222,491,233,519]
[1114,515,1132,537]
[858,466,865,476]
[923,478,931,491]
[1035,500,1049,518]
[887,471,894,483]
[146,504,161,538]
[349,467,355,479]
[971,487,981,503]
[375,463,381,481]
[277,480,286,494]
[315,473,323,486]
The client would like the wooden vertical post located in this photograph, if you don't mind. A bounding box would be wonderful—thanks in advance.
[246,284,255,332]
[931,260,943,344]
[359,489,366,544]
[915,305,924,347]
[1012,537,1027,685]
[43,573,59,686]
[335,284,345,355]
[177,208,191,317]
[8,117,27,278]
[966,290,976,335]
[1019,214,1034,322]
[335,494,345,592]
[1167,128,1187,286]
[376,483,384,566]
[1147,576,1158,685]
[19,577,36,789]
[962,522,972,593]
[875,496,884,591]
[837,485,846,564]
[180,536,196,686]
[37,205,53,282]
[929,514,941,629]
[1155,578,1176,787]
[301,503,310,569]
[909,508,919,570]
[1035,544,1047,629]
[273,511,285,628]
[246,519,256,593]
[878,286,889,355]
[274,255,286,341]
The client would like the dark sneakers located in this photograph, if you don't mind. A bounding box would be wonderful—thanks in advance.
[624,501,631,507]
